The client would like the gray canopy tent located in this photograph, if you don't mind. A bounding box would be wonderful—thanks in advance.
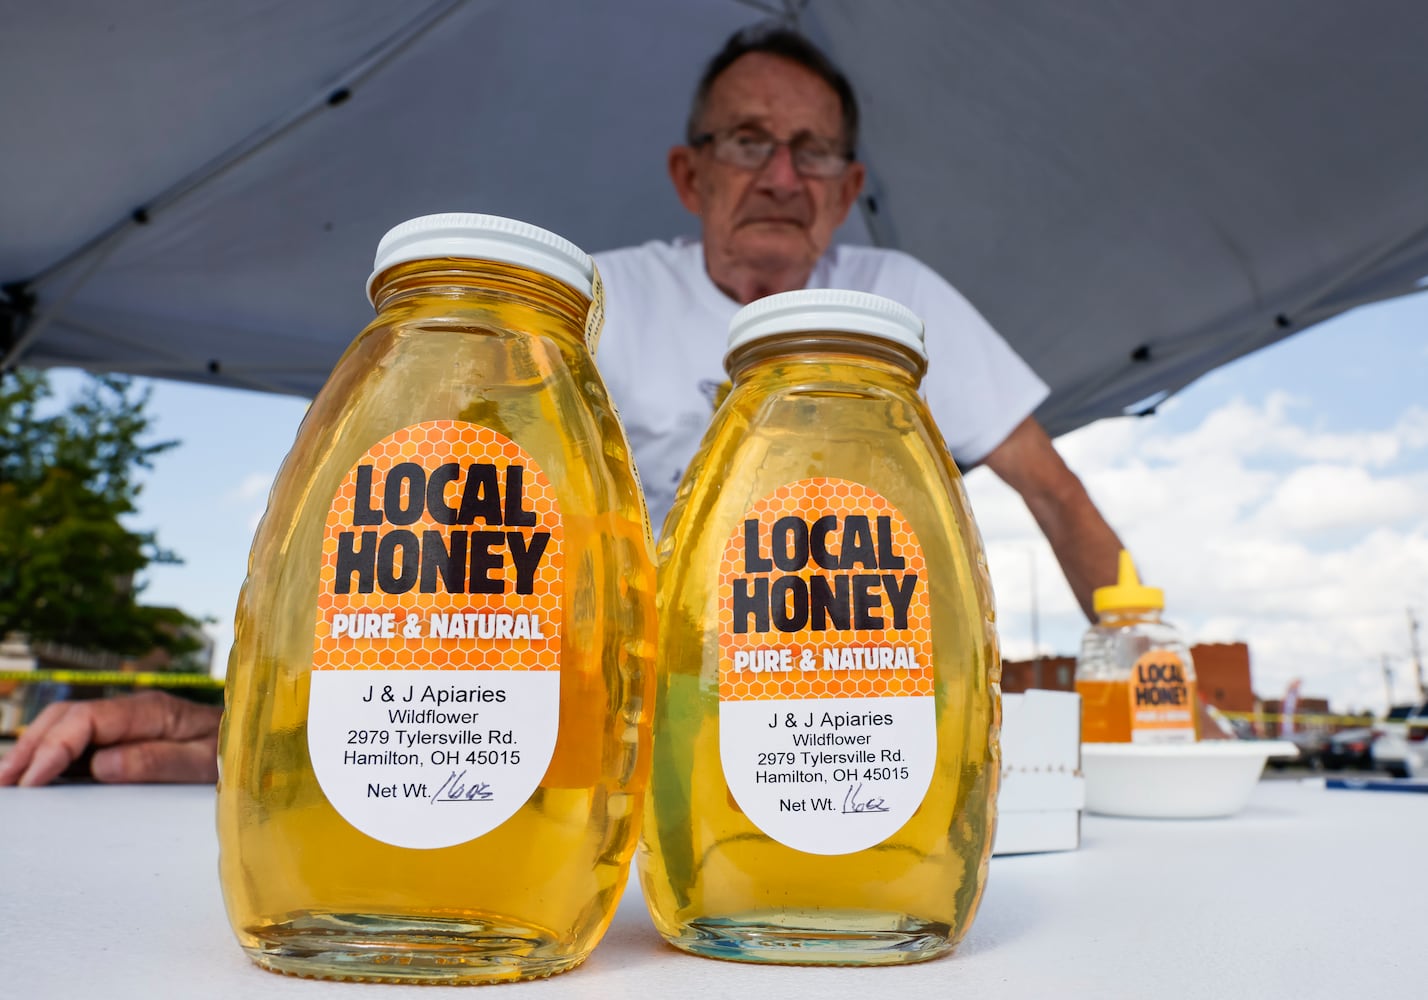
[3,1,1426,437]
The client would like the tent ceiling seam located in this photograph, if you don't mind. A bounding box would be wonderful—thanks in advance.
[38,315,210,366]
[1294,281,1428,330]
[1279,218,1428,327]
[1,237,128,371]
[21,0,469,304]
[1204,213,1264,318]
[80,359,304,397]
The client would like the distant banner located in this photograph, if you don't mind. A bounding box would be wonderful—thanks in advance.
[1281,679,1302,735]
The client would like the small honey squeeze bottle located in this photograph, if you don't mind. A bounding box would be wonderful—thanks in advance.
[216,214,655,984]
[1075,550,1198,743]
[641,289,1000,966]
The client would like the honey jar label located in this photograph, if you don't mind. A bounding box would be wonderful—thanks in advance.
[1128,650,1197,743]
[716,479,936,855]
[583,258,606,354]
[306,420,563,848]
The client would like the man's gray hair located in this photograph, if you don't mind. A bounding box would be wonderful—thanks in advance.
[686,23,860,155]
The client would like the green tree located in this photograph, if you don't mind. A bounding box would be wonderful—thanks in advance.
[0,368,204,663]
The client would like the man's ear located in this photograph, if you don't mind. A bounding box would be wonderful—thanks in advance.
[668,145,704,216]
[831,160,867,226]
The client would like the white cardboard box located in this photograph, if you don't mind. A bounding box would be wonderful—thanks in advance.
[992,689,1085,856]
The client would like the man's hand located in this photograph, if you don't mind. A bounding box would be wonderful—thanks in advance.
[0,691,221,787]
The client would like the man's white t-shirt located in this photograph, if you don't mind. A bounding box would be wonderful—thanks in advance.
[592,237,1048,527]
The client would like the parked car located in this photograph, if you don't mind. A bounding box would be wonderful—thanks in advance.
[1267,729,1329,770]
[1371,702,1428,778]
[1321,727,1378,770]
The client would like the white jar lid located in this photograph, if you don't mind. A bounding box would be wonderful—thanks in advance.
[725,288,927,362]
[367,213,593,303]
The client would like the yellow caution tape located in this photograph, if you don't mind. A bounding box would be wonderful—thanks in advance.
[0,669,223,691]
[1220,710,1397,728]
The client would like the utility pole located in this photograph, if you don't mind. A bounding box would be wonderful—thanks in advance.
[1409,608,1424,701]
[1382,656,1395,711]
[1029,548,1041,689]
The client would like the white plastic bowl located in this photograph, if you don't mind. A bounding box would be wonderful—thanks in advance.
[1080,741,1298,819]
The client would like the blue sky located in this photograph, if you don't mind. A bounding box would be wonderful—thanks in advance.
[47,288,1428,715]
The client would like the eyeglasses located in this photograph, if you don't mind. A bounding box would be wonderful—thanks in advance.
[690,125,853,179]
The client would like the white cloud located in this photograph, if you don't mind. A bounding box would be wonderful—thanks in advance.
[232,472,274,502]
[1139,393,1426,468]
[1252,465,1426,536]
[224,472,276,531]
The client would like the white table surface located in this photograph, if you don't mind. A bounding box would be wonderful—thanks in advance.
[2,779,1420,999]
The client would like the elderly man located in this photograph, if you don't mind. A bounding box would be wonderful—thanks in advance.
[595,24,1122,613]
[0,24,1120,788]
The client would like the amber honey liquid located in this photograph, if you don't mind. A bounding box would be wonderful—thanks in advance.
[642,342,999,965]
[1076,679,1135,742]
[216,262,655,984]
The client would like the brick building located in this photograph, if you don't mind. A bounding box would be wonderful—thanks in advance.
[1189,643,1256,714]
[1003,641,1255,714]
[1002,655,1076,694]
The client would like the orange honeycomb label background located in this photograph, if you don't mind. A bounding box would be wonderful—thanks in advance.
[717,479,932,702]
[312,421,562,672]
[1129,650,1197,736]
